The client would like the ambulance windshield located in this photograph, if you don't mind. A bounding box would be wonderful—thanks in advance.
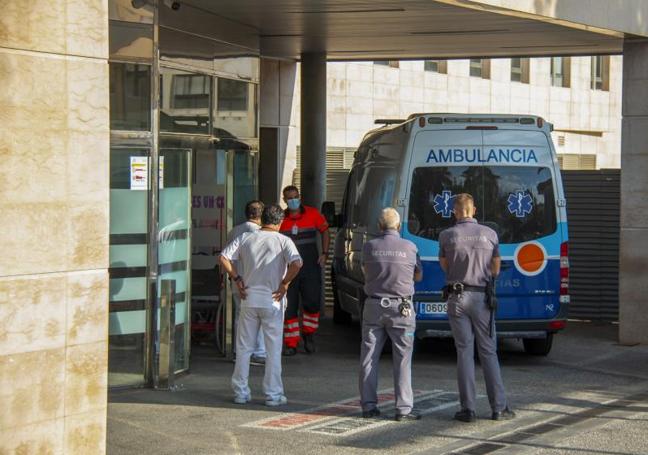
[407,166,557,243]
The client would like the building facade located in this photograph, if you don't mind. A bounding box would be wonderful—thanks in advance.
[282,56,622,193]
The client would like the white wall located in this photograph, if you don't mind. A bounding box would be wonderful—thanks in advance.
[279,56,622,183]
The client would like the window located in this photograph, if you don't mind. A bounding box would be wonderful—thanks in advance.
[591,56,610,91]
[171,74,210,109]
[469,59,491,79]
[160,68,211,134]
[351,165,397,233]
[424,60,447,74]
[109,62,151,131]
[218,78,248,111]
[407,166,556,244]
[511,57,530,83]
[374,61,400,69]
[215,78,257,138]
[551,57,571,88]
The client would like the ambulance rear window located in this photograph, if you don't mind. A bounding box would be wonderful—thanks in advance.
[407,166,557,243]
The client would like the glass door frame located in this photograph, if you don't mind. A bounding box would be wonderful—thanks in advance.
[158,146,193,377]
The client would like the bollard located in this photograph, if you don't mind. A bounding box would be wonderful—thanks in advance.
[158,279,176,390]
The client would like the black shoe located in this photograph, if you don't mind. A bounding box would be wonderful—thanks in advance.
[395,412,421,422]
[492,407,516,421]
[454,409,477,423]
[282,347,297,357]
[362,408,381,418]
[303,333,317,353]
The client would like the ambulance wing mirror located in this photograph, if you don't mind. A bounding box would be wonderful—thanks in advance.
[321,201,338,227]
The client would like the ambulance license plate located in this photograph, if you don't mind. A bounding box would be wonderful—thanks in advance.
[418,302,447,315]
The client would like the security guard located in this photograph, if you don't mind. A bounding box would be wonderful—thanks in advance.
[438,193,515,422]
[360,208,422,421]
[279,185,329,356]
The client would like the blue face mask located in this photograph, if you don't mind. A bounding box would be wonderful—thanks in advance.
[287,198,301,210]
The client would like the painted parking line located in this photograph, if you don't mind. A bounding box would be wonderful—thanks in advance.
[303,391,463,436]
[244,389,486,438]
[242,389,439,431]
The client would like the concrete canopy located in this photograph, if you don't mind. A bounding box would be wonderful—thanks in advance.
[179,0,646,60]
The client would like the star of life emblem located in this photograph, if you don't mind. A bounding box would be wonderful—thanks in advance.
[433,190,456,218]
[507,191,533,218]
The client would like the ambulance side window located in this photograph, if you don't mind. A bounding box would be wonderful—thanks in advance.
[363,166,397,234]
[343,168,359,227]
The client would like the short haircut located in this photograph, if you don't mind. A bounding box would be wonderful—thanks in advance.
[261,204,285,226]
[453,193,475,212]
[282,185,299,196]
[378,207,400,230]
[245,200,264,220]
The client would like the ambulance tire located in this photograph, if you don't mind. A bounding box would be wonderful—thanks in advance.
[523,333,553,356]
[331,269,352,325]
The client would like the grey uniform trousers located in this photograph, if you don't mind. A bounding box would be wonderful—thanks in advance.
[447,291,507,413]
[359,298,416,415]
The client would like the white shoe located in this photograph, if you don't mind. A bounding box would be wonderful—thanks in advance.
[233,395,251,404]
[265,395,288,407]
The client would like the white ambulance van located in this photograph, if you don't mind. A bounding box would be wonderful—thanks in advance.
[325,114,569,355]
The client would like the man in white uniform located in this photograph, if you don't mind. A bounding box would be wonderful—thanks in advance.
[220,204,302,406]
[227,200,266,365]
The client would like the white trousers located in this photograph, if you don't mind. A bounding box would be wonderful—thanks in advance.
[231,305,285,401]
[233,293,266,357]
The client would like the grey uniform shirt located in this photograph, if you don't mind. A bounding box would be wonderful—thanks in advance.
[362,230,421,298]
[438,218,500,286]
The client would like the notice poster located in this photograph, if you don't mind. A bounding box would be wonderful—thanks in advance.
[130,157,148,190]
[159,156,165,189]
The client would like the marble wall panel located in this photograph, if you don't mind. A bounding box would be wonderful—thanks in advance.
[65,341,108,416]
[0,51,109,277]
[65,0,109,59]
[0,347,65,431]
[66,270,109,347]
[0,1,67,55]
[0,0,107,59]
[0,418,64,455]
[0,274,67,356]
[67,59,110,133]
[64,408,107,455]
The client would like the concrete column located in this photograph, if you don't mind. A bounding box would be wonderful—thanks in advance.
[260,58,298,203]
[619,39,648,345]
[300,53,327,209]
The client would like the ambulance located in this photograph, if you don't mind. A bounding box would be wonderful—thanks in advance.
[326,114,569,355]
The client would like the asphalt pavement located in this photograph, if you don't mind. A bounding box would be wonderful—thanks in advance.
[108,316,648,455]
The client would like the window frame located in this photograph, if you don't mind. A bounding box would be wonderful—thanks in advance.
[424,60,448,74]
[591,55,610,91]
[510,57,530,84]
[469,59,491,79]
[551,56,571,88]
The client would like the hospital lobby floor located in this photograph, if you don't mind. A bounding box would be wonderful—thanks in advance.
[108,314,648,455]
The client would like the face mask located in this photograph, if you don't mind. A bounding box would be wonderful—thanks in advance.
[287,198,301,210]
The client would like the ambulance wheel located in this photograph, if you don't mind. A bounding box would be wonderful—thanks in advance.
[332,270,352,325]
[523,334,553,356]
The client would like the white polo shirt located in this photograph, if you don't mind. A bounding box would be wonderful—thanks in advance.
[221,230,302,309]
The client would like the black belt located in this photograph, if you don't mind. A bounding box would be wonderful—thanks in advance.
[446,283,486,294]
[368,295,410,301]
[462,285,486,292]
